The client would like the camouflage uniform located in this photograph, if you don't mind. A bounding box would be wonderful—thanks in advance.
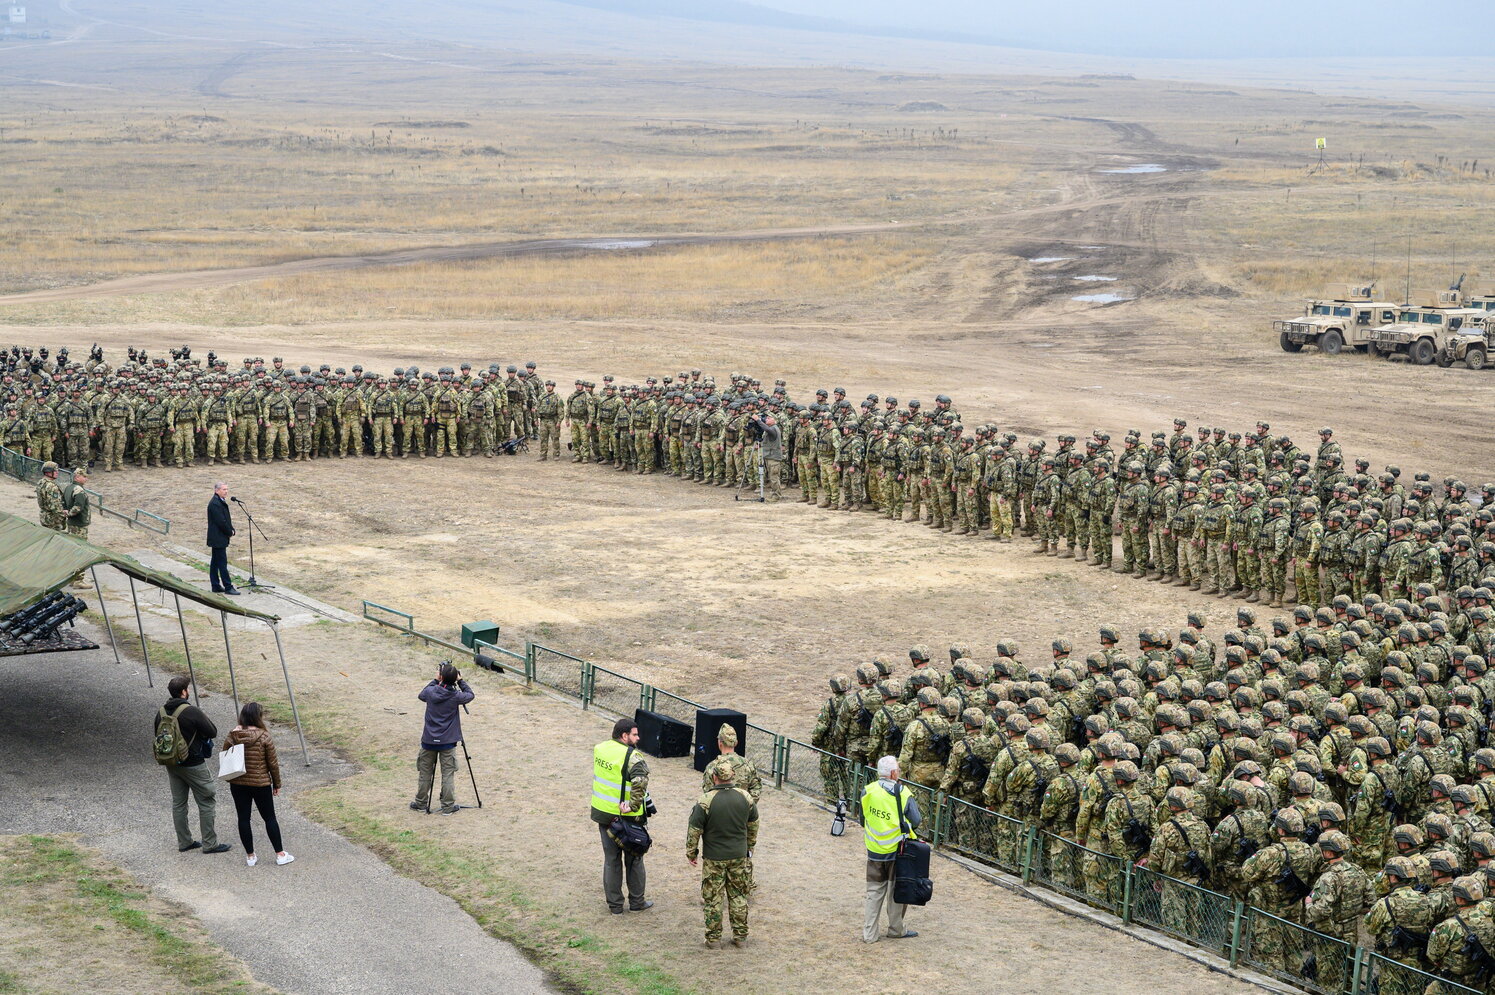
[686,760,758,946]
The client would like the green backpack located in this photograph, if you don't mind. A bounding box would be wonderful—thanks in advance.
[153,705,190,766]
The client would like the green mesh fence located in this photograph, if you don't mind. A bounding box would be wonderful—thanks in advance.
[1031,831,1126,914]
[1359,948,1484,995]
[529,642,583,700]
[588,664,646,718]
[1128,866,1239,959]
[744,723,778,779]
[1240,906,1355,994]
[0,444,43,484]
[650,688,704,727]
[941,796,1027,874]
[781,738,857,807]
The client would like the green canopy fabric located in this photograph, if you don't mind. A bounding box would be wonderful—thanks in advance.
[0,512,279,621]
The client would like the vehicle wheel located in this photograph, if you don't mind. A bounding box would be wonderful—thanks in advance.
[1320,331,1343,355]
[1468,347,1487,371]
[1411,338,1436,365]
[1436,349,1454,368]
[1280,332,1302,353]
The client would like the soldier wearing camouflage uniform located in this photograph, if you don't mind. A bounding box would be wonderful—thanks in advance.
[686,759,758,949]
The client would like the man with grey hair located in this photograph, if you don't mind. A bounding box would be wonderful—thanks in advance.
[206,482,239,595]
[860,755,922,942]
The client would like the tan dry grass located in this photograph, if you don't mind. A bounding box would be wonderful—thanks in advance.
[0,236,935,325]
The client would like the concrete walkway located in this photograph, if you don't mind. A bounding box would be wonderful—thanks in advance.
[0,625,550,995]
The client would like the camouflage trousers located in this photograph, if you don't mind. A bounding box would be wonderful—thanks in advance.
[205,422,231,462]
[316,417,336,456]
[990,492,1015,538]
[435,416,460,456]
[1324,566,1352,600]
[724,444,742,483]
[338,420,361,456]
[866,467,883,509]
[173,424,198,465]
[1235,548,1261,592]
[1081,847,1124,909]
[595,425,614,463]
[401,419,425,458]
[1046,833,1081,891]
[1120,520,1148,571]
[371,416,396,456]
[263,422,290,461]
[1249,909,1308,978]
[1203,537,1232,590]
[797,455,818,500]
[27,432,52,462]
[1065,504,1088,553]
[1089,513,1113,563]
[817,457,840,508]
[571,422,589,462]
[702,441,723,482]
[638,432,659,472]
[883,475,904,519]
[1265,557,1288,600]
[64,430,90,467]
[103,425,128,469]
[232,421,257,462]
[136,429,164,466]
[840,467,864,509]
[538,419,561,459]
[1177,538,1201,584]
[1294,560,1321,606]
[820,752,849,802]
[934,482,955,528]
[1353,570,1379,602]
[1158,875,1203,939]
[1150,524,1176,576]
[905,476,925,522]
[700,857,750,942]
[1020,492,1036,534]
[955,485,978,531]
[666,436,683,474]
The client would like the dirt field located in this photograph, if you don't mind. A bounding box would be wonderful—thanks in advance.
[8,11,1495,992]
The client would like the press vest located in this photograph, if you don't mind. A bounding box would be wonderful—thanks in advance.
[592,739,632,816]
[861,781,914,855]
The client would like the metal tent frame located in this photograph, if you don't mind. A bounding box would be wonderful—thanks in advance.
[88,564,309,765]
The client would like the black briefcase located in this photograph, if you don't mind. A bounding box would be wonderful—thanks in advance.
[893,839,933,906]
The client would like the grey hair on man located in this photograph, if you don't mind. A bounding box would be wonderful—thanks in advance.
[876,756,900,780]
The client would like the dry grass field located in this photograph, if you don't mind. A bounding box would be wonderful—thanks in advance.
[9,4,1495,991]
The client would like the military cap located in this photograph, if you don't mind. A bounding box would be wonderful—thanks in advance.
[708,758,737,782]
[716,723,738,747]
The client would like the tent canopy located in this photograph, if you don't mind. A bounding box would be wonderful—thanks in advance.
[0,512,279,621]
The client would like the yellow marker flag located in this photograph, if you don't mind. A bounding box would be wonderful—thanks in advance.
[1316,137,1327,150]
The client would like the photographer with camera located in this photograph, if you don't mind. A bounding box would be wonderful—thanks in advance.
[591,718,654,915]
[747,411,783,502]
[409,662,473,816]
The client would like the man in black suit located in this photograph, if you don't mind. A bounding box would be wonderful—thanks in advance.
[207,482,240,595]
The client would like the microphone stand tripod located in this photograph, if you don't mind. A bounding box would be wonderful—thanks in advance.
[233,499,274,591]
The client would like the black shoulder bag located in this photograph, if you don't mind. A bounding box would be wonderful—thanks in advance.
[891,782,934,907]
[607,747,653,856]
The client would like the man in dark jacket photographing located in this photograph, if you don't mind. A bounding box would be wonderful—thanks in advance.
[410,662,474,815]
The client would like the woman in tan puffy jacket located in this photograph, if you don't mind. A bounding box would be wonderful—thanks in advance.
[222,702,294,867]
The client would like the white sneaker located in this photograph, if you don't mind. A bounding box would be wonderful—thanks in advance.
[246,855,257,867]
[275,852,295,866]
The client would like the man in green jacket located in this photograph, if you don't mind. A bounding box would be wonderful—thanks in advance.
[687,758,760,948]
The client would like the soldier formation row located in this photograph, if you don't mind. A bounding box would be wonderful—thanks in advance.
[5,346,1495,618]
[809,599,1495,990]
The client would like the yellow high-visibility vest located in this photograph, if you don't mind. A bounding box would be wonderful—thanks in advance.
[861,781,914,854]
[592,739,631,815]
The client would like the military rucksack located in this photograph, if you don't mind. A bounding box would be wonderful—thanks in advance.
[152,704,190,766]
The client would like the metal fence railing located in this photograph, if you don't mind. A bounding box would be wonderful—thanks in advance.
[1,444,172,533]
[361,596,1495,993]
[587,663,647,718]
[530,642,583,700]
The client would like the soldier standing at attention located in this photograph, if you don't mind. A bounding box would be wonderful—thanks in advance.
[536,380,563,460]
[686,759,759,949]
[36,461,66,531]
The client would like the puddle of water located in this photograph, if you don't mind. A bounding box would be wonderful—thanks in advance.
[1073,275,1117,282]
[585,239,656,250]
[1098,164,1167,174]
[1027,256,1072,263]
[1072,292,1132,304]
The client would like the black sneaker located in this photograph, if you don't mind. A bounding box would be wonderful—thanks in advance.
[178,841,201,852]
[409,801,427,812]
[224,587,242,596]
[202,843,232,854]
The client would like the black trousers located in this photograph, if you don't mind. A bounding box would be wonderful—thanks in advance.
[229,781,283,855]
[209,546,232,592]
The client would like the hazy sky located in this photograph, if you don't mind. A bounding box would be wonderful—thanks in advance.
[754,0,1490,58]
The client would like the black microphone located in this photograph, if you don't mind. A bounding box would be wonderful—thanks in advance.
[230,496,243,504]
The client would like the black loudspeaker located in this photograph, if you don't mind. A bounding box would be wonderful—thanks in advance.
[635,709,692,759]
[694,708,747,772]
